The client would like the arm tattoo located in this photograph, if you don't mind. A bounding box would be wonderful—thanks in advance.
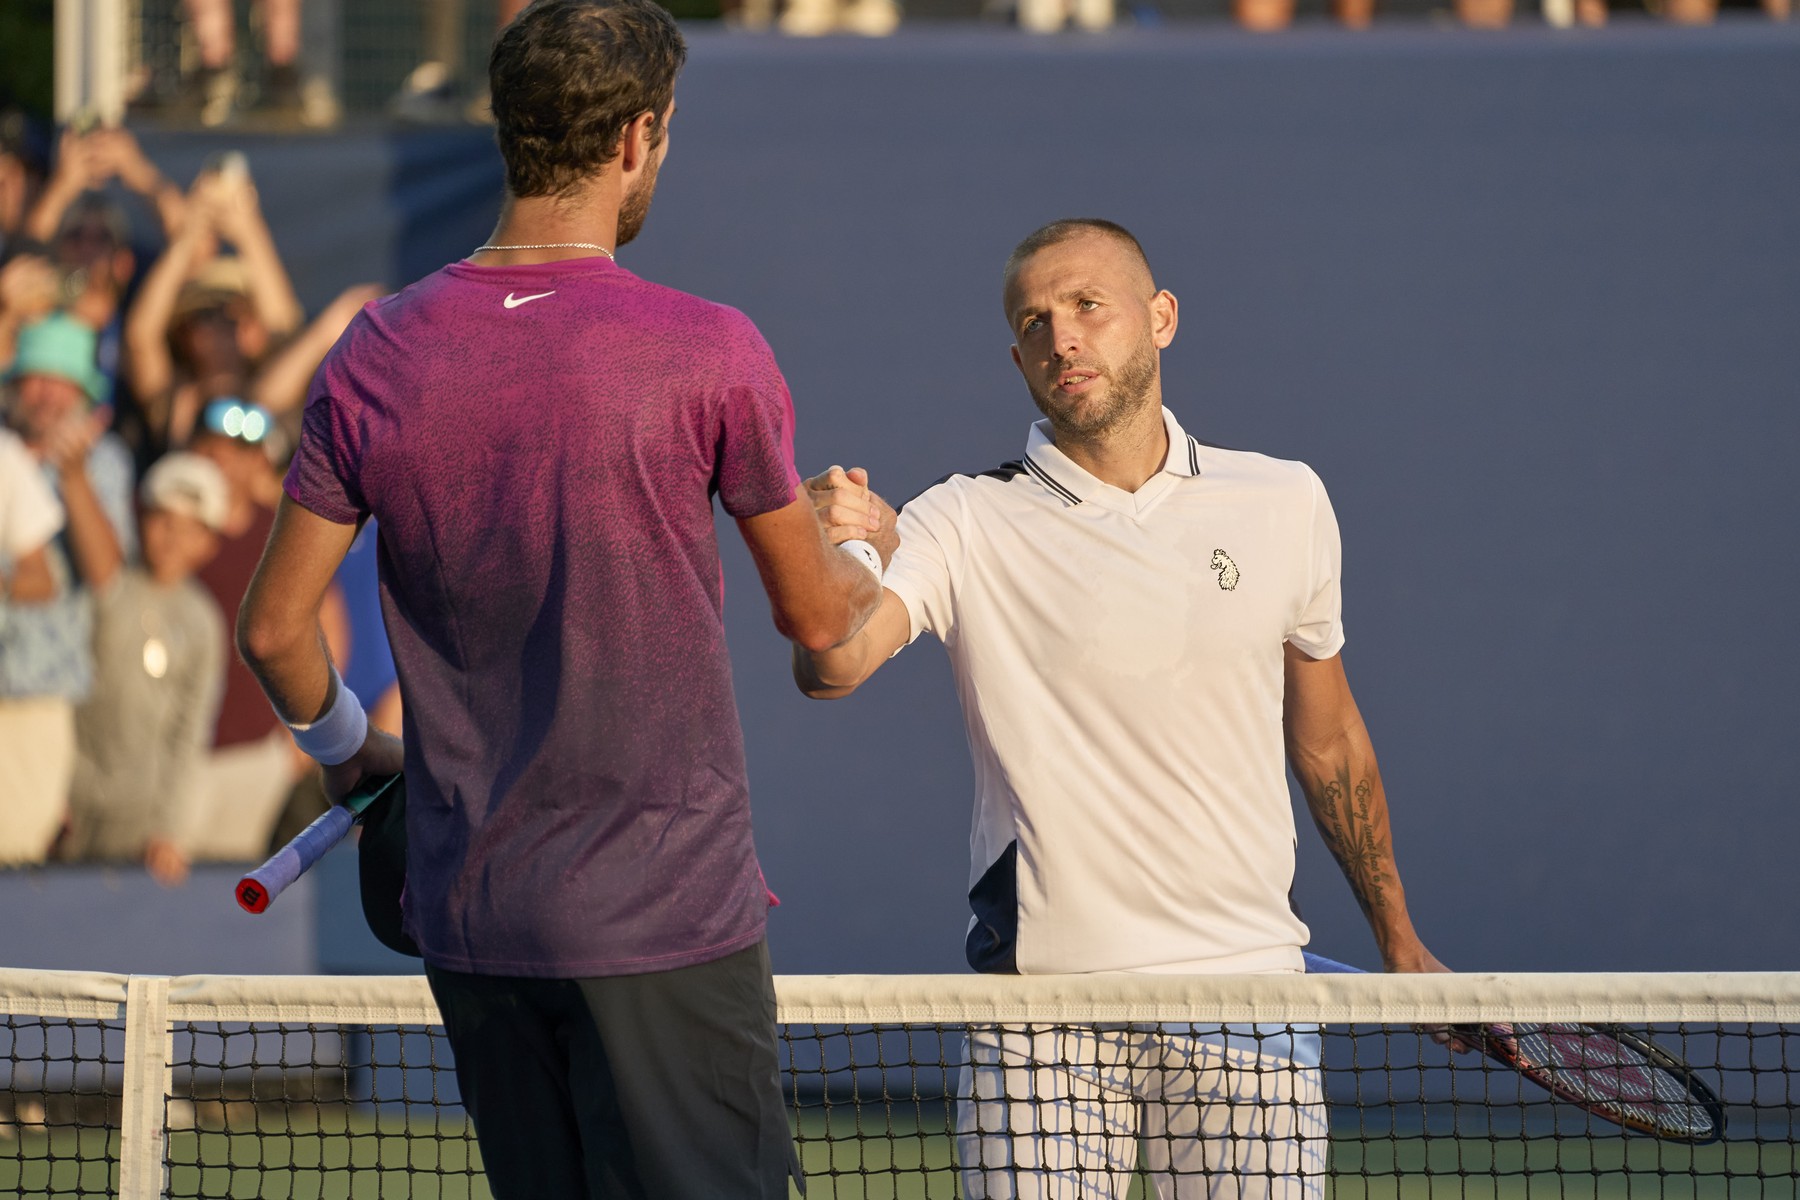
[1313,764,1392,917]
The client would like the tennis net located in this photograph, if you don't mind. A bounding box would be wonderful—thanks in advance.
[1,966,1794,1197]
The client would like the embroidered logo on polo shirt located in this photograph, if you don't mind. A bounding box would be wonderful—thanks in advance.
[1210,549,1240,591]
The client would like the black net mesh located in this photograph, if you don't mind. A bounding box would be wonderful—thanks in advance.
[4,984,1796,1198]
[0,1012,123,1198]
[781,1020,1794,1198]
[163,1021,483,1199]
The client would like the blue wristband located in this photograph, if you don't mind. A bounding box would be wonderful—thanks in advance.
[287,665,368,766]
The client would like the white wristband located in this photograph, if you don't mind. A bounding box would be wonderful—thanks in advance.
[287,664,369,766]
[840,538,883,582]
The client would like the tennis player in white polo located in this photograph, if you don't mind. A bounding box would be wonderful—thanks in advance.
[793,219,1449,1199]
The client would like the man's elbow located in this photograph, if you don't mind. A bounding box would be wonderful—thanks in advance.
[796,674,859,701]
[236,604,304,672]
[790,643,860,701]
[786,621,849,656]
[773,597,856,655]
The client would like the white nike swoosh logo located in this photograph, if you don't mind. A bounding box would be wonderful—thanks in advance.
[503,290,556,309]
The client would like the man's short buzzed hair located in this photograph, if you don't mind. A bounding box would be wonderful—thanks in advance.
[1003,219,1155,289]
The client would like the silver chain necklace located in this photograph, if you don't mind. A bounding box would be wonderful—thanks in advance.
[472,241,614,259]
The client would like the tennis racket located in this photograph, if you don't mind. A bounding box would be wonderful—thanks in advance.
[1303,951,1725,1144]
[235,773,401,914]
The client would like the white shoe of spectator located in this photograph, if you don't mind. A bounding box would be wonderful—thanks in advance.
[733,0,780,29]
[1018,0,1069,31]
[300,77,340,129]
[1071,0,1115,27]
[841,0,902,34]
[780,0,840,35]
[199,69,236,128]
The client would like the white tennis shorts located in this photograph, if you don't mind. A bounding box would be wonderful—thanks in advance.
[957,1023,1328,1200]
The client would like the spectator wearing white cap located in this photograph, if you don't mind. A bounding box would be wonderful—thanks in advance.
[60,452,230,885]
[0,312,135,865]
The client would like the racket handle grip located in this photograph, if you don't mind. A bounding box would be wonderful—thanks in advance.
[236,804,357,914]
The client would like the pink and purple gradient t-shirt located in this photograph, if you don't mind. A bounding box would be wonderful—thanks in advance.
[285,255,800,978]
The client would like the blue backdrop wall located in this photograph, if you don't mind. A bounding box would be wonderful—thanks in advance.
[99,23,1798,979]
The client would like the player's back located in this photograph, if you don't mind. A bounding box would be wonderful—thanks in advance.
[286,256,801,976]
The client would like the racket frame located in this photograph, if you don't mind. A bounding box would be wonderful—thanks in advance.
[1303,951,1726,1144]
[1456,1019,1726,1144]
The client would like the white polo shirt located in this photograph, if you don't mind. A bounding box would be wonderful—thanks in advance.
[882,407,1343,976]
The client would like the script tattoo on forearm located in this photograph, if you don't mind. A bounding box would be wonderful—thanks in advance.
[1313,764,1393,918]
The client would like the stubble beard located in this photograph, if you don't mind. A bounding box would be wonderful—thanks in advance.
[616,151,662,248]
[1029,333,1160,444]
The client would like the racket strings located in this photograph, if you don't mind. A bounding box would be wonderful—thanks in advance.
[1492,1022,1721,1140]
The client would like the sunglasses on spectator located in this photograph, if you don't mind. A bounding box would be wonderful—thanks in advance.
[200,399,273,444]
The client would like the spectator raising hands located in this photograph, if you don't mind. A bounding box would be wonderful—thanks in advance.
[125,159,302,450]
[22,125,185,248]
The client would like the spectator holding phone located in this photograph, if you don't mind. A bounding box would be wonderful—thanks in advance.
[125,157,303,451]
[19,124,185,252]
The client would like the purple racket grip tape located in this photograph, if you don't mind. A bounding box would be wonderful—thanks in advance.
[236,805,356,913]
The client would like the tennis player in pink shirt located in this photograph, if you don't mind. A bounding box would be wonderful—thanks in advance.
[236,2,892,1194]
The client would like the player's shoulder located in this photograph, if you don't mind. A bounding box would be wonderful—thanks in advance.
[1193,440,1325,497]
[623,280,782,383]
[317,283,402,363]
[900,460,1034,517]
[582,268,751,334]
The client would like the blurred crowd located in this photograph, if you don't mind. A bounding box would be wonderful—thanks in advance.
[113,0,1795,130]
[0,114,396,885]
[780,0,1791,38]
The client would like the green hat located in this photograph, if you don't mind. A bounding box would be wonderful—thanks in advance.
[5,313,106,403]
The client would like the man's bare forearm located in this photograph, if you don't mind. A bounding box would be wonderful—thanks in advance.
[1293,738,1428,967]
[238,619,335,725]
[1300,757,1396,919]
[791,588,909,700]
[1284,648,1443,973]
[792,626,877,698]
[235,500,361,726]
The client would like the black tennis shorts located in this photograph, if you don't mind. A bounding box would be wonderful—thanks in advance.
[426,940,801,1199]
